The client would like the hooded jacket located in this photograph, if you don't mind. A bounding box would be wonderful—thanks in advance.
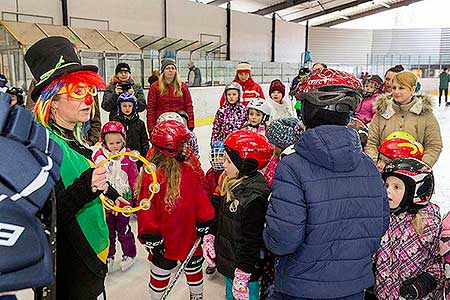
[264,125,390,299]
[219,75,265,107]
[211,94,247,146]
[365,94,442,167]
[354,93,379,124]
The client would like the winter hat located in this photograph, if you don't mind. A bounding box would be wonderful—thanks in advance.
[24,36,98,101]
[0,74,8,88]
[269,79,285,98]
[115,62,131,74]
[236,62,251,74]
[161,58,177,72]
[266,117,304,150]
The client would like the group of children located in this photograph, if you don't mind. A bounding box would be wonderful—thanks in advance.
[91,66,450,300]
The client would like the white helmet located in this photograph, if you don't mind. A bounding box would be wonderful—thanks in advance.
[156,112,185,125]
[247,98,271,116]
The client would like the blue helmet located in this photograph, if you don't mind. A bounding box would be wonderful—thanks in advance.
[117,92,138,115]
[209,141,225,171]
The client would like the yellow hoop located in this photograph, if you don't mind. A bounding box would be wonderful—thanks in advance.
[97,152,158,214]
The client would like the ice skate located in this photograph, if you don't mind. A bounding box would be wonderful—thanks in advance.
[120,256,136,272]
[107,257,115,273]
[205,266,217,279]
[189,292,203,300]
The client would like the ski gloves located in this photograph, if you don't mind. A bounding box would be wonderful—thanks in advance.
[232,268,251,300]
[196,221,211,238]
[399,272,437,300]
[202,234,215,267]
[141,233,165,258]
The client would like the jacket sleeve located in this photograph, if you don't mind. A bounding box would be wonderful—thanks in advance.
[210,110,223,146]
[195,173,215,224]
[101,84,119,112]
[263,160,306,256]
[183,84,195,130]
[137,171,160,240]
[147,84,158,132]
[257,83,265,99]
[421,206,443,286]
[84,95,102,146]
[126,157,139,196]
[139,121,150,157]
[56,168,100,227]
[365,113,381,162]
[422,113,443,167]
[133,85,146,113]
[237,197,267,273]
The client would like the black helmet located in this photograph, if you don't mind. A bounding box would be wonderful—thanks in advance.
[382,158,434,215]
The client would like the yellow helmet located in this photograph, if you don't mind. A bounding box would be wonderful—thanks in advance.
[386,131,416,142]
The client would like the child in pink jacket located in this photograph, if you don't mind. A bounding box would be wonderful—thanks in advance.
[354,75,383,124]
[93,121,139,272]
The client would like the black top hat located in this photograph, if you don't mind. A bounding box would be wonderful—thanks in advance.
[25,36,98,101]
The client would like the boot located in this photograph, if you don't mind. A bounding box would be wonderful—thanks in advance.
[120,256,136,272]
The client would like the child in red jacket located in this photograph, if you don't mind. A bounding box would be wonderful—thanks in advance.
[137,120,214,300]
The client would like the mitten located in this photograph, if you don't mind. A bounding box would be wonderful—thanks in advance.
[232,268,251,300]
[399,272,437,300]
[202,234,216,267]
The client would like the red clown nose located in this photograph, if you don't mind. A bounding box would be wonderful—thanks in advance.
[84,94,93,105]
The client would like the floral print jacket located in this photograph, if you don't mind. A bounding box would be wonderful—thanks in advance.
[374,203,444,300]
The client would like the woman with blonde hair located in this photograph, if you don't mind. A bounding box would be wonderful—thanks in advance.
[146,58,195,133]
[365,70,442,167]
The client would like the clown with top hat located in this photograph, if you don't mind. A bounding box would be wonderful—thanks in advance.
[25,36,127,299]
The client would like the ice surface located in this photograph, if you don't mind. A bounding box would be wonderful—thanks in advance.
[15,98,450,299]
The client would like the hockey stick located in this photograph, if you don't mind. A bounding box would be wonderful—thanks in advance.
[160,237,202,300]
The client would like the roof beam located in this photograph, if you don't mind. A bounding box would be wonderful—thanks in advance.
[252,0,312,16]
[316,0,423,27]
[289,0,372,23]
[207,0,229,5]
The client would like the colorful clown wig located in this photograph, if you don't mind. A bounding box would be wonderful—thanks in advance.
[34,70,106,142]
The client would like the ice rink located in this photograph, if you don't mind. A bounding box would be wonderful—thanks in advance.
[16,97,450,300]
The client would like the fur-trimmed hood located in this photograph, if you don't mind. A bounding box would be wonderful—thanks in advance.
[373,93,435,119]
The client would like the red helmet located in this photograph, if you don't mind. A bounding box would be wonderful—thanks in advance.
[378,138,424,160]
[296,68,362,112]
[224,129,274,172]
[100,121,126,145]
[150,120,190,157]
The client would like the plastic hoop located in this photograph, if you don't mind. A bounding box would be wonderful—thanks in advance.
[97,152,157,214]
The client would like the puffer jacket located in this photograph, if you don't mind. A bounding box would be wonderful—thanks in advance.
[354,93,379,124]
[210,101,247,146]
[264,125,390,299]
[374,203,443,300]
[365,94,442,167]
[147,81,194,132]
[211,172,271,281]
[219,76,265,107]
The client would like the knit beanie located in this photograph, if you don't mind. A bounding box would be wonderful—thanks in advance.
[269,79,285,98]
[115,63,131,74]
[236,62,251,74]
[161,58,177,72]
[266,117,304,150]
